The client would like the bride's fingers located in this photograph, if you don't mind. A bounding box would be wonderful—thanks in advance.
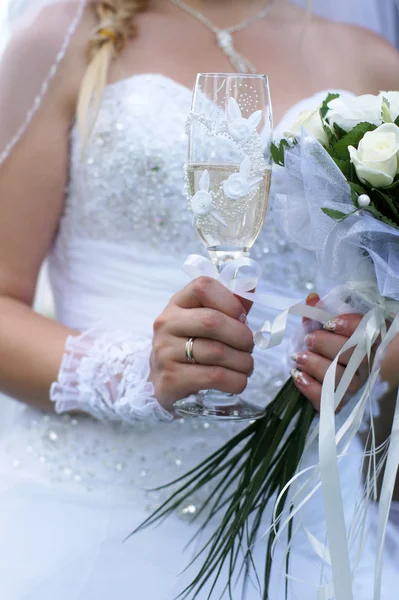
[293,351,361,393]
[305,330,355,365]
[293,351,345,384]
[322,314,364,336]
[156,365,249,409]
[169,308,254,352]
[172,277,246,320]
[173,338,254,375]
[302,292,321,331]
[291,368,356,412]
[290,369,322,410]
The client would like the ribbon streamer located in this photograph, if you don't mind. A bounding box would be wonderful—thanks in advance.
[183,254,332,348]
[271,304,399,600]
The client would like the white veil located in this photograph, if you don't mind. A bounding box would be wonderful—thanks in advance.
[0,0,87,167]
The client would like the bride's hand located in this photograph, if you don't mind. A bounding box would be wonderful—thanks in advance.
[150,277,254,411]
[291,294,367,411]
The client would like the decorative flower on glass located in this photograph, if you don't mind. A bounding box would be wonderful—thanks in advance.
[223,155,263,200]
[227,97,262,143]
[190,170,227,225]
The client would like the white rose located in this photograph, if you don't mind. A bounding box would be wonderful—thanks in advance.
[227,97,262,143]
[223,173,250,200]
[380,91,399,122]
[285,108,329,146]
[348,123,399,188]
[191,190,213,215]
[190,170,213,215]
[222,155,263,201]
[327,94,382,132]
[228,118,255,143]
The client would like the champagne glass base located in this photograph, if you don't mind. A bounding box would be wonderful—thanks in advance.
[174,394,265,422]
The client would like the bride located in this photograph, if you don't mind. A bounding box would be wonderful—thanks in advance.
[0,0,398,598]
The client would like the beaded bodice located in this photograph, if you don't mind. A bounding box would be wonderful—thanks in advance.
[63,75,196,256]
[54,74,322,307]
[2,77,334,507]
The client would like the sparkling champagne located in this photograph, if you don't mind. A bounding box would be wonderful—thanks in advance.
[187,163,271,265]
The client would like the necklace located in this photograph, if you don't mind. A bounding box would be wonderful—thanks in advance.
[169,0,273,73]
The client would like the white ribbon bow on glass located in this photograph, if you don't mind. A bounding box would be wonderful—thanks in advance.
[183,254,332,348]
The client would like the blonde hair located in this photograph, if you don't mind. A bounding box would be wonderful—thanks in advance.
[77,0,148,148]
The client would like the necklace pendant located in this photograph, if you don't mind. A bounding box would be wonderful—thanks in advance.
[216,30,234,53]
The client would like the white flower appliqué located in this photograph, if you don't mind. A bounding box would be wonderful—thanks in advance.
[223,155,263,201]
[190,170,227,226]
[191,171,213,216]
[227,98,262,143]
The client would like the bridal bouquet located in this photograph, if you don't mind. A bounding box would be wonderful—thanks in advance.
[134,92,399,600]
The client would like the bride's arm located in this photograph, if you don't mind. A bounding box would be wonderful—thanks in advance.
[0,17,85,410]
[0,12,254,417]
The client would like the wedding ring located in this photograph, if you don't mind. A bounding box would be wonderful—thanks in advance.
[185,337,197,364]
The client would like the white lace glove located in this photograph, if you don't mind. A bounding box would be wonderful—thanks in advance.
[50,329,173,424]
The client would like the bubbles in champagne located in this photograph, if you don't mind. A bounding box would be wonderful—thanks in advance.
[187,163,271,263]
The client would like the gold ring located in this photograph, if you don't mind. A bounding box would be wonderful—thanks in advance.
[185,337,197,364]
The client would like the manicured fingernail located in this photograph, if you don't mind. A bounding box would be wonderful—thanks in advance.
[290,368,310,387]
[292,352,308,365]
[239,313,248,325]
[306,293,320,303]
[323,318,345,332]
[305,333,314,349]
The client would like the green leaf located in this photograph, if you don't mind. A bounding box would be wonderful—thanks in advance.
[379,215,399,230]
[328,154,351,179]
[395,115,399,127]
[320,92,340,120]
[270,139,291,166]
[372,188,399,226]
[332,122,377,160]
[332,122,347,140]
[322,208,352,221]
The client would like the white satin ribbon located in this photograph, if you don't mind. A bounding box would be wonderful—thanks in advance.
[183,254,331,348]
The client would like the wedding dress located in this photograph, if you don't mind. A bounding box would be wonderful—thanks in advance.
[0,75,397,600]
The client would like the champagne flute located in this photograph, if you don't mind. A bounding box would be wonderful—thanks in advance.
[175,73,273,421]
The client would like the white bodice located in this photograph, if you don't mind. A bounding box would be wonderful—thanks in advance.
[49,74,323,331]
[1,77,335,511]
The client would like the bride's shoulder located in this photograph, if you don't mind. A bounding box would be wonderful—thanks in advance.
[338,23,399,92]
[307,15,399,93]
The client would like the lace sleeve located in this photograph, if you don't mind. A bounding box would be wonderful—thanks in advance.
[50,328,174,424]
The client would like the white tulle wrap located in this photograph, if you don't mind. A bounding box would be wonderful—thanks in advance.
[271,135,399,600]
[50,329,173,424]
[273,136,399,301]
